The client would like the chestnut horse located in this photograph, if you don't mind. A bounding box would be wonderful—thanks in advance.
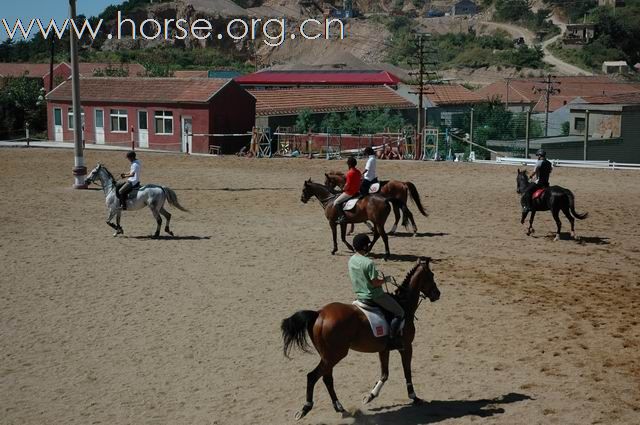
[324,171,427,234]
[517,169,588,240]
[300,180,407,259]
[281,258,441,420]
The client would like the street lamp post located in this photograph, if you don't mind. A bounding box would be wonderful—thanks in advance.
[69,0,87,189]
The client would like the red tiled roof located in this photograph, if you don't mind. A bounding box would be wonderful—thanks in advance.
[477,76,640,112]
[0,63,52,78]
[249,87,414,116]
[236,70,401,86]
[47,77,231,104]
[580,91,640,105]
[418,84,485,105]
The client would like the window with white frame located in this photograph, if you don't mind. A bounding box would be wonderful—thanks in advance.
[154,111,173,135]
[110,109,128,132]
[54,108,62,126]
[68,108,84,130]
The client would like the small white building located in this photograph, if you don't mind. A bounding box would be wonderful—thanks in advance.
[602,61,629,74]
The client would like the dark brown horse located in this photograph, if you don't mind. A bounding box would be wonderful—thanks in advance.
[281,258,441,420]
[324,171,427,234]
[301,179,406,259]
[517,169,588,240]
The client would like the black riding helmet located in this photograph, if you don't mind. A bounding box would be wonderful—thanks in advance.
[353,233,371,252]
[536,149,546,157]
[347,156,357,168]
[364,146,375,156]
[126,150,137,160]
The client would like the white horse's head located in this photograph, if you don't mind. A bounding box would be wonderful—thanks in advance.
[85,163,113,186]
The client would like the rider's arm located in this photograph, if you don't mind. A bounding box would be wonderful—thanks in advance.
[367,262,384,287]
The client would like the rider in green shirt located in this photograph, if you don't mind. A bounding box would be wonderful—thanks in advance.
[348,233,405,350]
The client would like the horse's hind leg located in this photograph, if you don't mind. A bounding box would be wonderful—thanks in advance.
[378,225,391,260]
[552,208,562,241]
[323,370,346,413]
[160,207,173,236]
[115,211,124,236]
[526,211,536,236]
[389,203,400,235]
[561,205,576,239]
[364,350,390,404]
[296,362,324,420]
[405,207,417,234]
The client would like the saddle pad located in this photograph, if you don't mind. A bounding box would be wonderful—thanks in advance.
[369,183,381,194]
[353,301,388,337]
[532,188,545,200]
[344,198,358,211]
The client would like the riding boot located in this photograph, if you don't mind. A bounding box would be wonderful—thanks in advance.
[387,317,404,351]
[120,195,127,210]
[336,205,346,224]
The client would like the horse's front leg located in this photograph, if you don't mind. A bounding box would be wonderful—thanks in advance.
[347,223,355,236]
[115,211,124,236]
[151,206,162,239]
[340,223,354,252]
[330,222,338,255]
[526,211,536,236]
[363,350,390,404]
[552,208,562,241]
[400,344,422,404]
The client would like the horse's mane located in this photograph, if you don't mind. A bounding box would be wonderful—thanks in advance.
[400,263,421,289]
[101,165,117,185]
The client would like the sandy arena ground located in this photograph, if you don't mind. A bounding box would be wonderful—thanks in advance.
[1,148,639,425]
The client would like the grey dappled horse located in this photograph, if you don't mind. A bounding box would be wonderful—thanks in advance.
[85,164,188,237]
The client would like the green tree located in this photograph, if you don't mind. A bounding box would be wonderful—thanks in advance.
[295,109,315,132]
[0,77,47,135]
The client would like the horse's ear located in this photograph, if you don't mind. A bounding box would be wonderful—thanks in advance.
[517,168,520,173]
[325,173,329,178]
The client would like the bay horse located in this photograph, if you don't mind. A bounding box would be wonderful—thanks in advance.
[324,171,427,235]
[516,169,588,240]
[281,258,441,420]
[85,163,188,237]
[300,180,407,259]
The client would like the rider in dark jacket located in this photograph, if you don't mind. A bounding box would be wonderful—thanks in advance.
[523,149,552,213]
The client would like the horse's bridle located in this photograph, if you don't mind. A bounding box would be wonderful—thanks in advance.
[383,265,430,322]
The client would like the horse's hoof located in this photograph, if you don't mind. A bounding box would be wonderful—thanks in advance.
[333,401,345,413]
[363,393,376,404]
[331,250,337,255]
[384,254,390,262]
[152,233,160,239]
[295,404,313,420]
[554,235,561,241]
[412,397,424,405]
[166,230,174,236]
[113,232,118,237]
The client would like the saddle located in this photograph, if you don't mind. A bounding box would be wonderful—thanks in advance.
[353,300,405,338]
[343,196,362,211]
[532,188,546,200]
[368,183,381,194]
[115,182,141,198]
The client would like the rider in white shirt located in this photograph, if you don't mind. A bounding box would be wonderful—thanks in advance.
[118,151,141,210]
[360,146,378,195]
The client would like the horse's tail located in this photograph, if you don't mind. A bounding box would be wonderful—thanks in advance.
[281,310,319,359]
[162,187,189,212]
[567,190,588,220]
[387,198,409,228]
[406,181,428,217]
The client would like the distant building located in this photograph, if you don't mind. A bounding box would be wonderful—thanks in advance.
[563,24,596,47]
[234,70,402,89]
[0,62,145,92]
[451,0,478,16]
[173,70,242,79]
[46,78,255,154]
[602,61,629,74]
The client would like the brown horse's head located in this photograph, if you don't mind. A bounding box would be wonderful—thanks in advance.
[324,172,345,190]
[411,257,440,303]
[301,179,313,203]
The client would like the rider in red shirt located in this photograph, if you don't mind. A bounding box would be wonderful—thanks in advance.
[334,156,362,223]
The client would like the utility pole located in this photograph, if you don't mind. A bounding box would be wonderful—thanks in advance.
[408,33,438,159]
[49,38,55,92]
[69,0,87,189]
[533,74,561,137]
[505,77,511,111]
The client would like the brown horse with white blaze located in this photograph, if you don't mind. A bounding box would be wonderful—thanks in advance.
[300,179,407,259]
[325,171,427,234]
[281,258,441,420]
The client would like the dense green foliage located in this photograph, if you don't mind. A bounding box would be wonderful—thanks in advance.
[494,0,559,36]
[0,77,47,136]
[384,17,545,70]
[295,108,406,133]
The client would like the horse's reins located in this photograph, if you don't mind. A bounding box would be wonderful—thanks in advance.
[382,272,428,322]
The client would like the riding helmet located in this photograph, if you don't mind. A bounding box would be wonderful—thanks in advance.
[127,151,137,160]
[364,147,375,156]
[347,156,357,168]
[353,233,371,252]
[536,149,546,157]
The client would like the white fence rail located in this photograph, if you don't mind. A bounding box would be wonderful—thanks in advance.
[494,157,640,170]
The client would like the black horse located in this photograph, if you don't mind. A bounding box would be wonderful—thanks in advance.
[516,169,588,240]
